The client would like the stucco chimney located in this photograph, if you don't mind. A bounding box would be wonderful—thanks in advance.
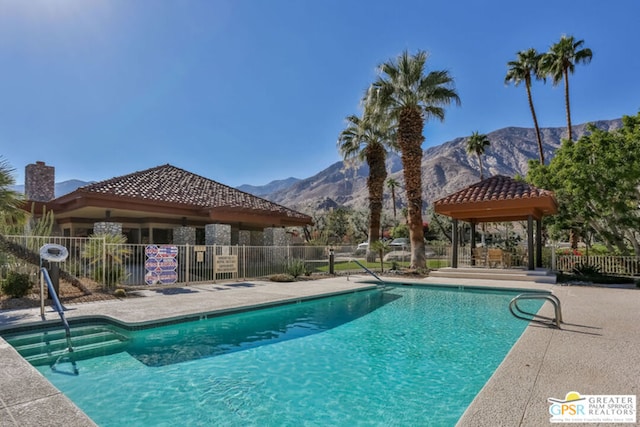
[25,161,55,201]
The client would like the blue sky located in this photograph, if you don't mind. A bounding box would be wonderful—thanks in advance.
[1,0,639,188]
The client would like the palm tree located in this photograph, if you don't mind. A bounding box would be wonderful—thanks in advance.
[0,157,25,231]
[505,48,546,164]
[337,103,395,262]
[466,131,491,180]
[540,35,593,141]
[372,50,460,269]
[386,178,399,219]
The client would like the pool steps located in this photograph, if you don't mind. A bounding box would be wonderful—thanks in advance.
[4,325,129,367]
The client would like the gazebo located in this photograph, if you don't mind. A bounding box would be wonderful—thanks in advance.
[433,175,558,270]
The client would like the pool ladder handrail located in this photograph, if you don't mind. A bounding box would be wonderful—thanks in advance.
[40,267,79,375]
[509,293,563,329]
[349,259,387,288]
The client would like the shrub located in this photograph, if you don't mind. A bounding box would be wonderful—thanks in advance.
[82,234,132,290]
[113,288,127,298]
[1,272,33,298]
[286,259,307,278]
[572,263,602,277]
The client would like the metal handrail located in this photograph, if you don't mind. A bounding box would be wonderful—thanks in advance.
[509,293,563,328]
[40,267,78,374]
[40,267,71,337]
[349,259,386,288]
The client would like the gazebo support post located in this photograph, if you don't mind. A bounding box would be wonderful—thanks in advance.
[527,215,534,270]
[536,218,542,268]
[452,219,458,268]
[470,221,476,266]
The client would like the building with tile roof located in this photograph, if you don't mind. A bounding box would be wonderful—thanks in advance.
[25,162,312,245]
[434,175,557,270]
[433,175,557,222]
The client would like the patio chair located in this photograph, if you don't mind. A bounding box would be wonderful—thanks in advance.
[487,248,503,268]
[472,247,487,267]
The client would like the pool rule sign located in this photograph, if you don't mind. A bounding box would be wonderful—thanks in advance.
[145,245,179,285]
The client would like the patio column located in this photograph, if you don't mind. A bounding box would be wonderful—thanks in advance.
[470,221,477,266]
[527,215,534,270]
[264,227,288,246]
[238,230,251,246]
[205,224,231,245]
[173,226,196,245]
[250,230,263,246]
[93,222,122,236]
[452,219,459,268]
[536,218,543,268]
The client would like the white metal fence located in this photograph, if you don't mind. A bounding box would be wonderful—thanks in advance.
[556,255,640,277]
[0,236,458,288]
[10,236,637,289]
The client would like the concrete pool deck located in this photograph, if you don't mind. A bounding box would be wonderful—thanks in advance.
[0,276,638,426]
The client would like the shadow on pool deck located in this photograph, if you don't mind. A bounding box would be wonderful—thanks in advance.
[0,276,638,426]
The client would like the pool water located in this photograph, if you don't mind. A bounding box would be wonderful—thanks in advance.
[21,286,540,426]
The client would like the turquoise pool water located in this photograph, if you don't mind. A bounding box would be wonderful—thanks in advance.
[10,286,541,426]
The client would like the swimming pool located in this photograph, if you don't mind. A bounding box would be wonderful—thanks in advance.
[3,285,541,426]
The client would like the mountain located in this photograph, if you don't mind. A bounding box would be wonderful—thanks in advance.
[10,179,92,198]
[236,177,301,197]
[250,119,623,215]
[8,119,622,215]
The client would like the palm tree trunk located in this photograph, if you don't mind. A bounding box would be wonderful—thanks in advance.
[477,153,484,180]
[391,187,397,219]
[366,146,387,262]
[526,83,544,164]
[564,69,573,141]
[398,107,426,269]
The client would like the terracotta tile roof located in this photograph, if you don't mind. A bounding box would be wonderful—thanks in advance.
[434,175,554,206]
[75,164,310,221]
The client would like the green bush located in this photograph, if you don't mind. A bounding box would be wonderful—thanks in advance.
[1,272,33,298]
[286,259,307,278]
[572,263,602,277]
[92,266,128,289]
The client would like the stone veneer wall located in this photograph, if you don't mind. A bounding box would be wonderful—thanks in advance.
[263,227,289,246]
[238,230,251,246]
[173,226,196,245]
[205,224,231,245]
[25,161,55,202]
[250,231,263,246]
[93,222,122,235]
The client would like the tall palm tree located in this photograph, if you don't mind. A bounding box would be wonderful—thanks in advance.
[466,131,491,180]
[540,35,593,141]
[372,50,460,269]
[0,157,25,231]
[386,177,399,219]
[505,48,546,164]
[337,103,395,262]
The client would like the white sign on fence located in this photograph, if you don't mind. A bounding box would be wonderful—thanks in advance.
[215,255,238,274]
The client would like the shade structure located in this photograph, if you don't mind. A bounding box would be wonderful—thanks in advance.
[433,175,558,270]
[433,175,557,222]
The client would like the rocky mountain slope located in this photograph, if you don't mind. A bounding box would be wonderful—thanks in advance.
[258,119,622,215]
[10,119,622,215]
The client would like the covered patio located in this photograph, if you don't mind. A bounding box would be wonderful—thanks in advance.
[433,175,558,270]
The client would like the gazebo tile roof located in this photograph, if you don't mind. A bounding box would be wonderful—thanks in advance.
[74,164,310,221]
[434,175,554,206]
[433,175,557,222]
